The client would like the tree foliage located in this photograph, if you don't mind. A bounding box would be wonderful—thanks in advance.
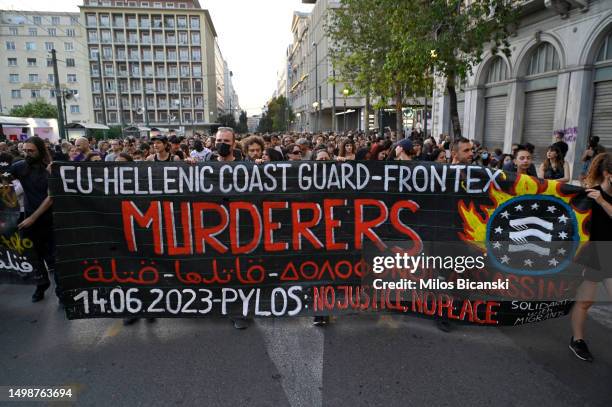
[257,96,295,133]
[9,99,58,119]
[236,110,249,134]
[218,113,237,129]
[327,0,518,138]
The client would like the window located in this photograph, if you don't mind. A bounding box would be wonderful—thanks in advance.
[191,32,200,44]
[27,58,37,67]
[33,16,42,25]
[9,74,19,83]
[177,16,187,28]
[29,74,39,82]
[100,14,110,27]
[52,16,60,25]
[48,28,57,37]
[70,16,78,25]
[154,2,161,7]
[11,90,21,99]
[190,17,199,29]
[70,105,80,113]
[166,2,174,8]
[66,58,75,67]
[6,41,16,50]
[45,42,54,51]
[29,28,37,36]
[66,29,76,37]
[86,14,97,26]
[8,58,17,66]
[128,1,137,6]
[47,58,53,67]
[116,1,124,5]
[9,27,18,35]
[26,42,36,51]
[64,42,74,51]
[178,3,186,8]
[31,89,41,98]
[141,1,149,6]
[527,42,560,76]
[68,74,77,83]
[48,73,55,82]
[595,31,612,62]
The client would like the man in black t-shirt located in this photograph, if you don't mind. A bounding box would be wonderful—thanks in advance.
[6,137,58,303]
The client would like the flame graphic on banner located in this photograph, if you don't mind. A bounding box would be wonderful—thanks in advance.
[458,174,590,252]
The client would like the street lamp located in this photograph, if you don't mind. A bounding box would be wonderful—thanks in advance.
[312,101,319,133]
[342,88,350,133]
[312,41,319,133]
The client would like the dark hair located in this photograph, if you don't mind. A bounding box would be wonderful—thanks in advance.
[264,148,283,161]
[0,152,13,167]
[451,137,471,153]
[84,152,101,161]
[24,136,51,166]
[117,152,134,162]
[524,142,535,154]
[513,144,531,158]
[542,144,564,172]
[193,140,204,152]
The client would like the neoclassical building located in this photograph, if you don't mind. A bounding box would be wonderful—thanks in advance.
[432,0,612,178]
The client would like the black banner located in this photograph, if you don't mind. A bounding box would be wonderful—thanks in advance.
[49,162,592,325]
[0,185,40,285]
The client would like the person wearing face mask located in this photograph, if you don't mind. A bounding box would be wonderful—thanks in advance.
[203,127,243,162]
[4,137,59,304]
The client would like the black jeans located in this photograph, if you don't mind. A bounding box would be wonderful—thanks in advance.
[21,211,59,297]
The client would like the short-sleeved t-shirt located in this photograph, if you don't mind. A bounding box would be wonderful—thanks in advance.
[7,160,49,215]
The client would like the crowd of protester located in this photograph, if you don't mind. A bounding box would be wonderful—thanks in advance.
[0,126,609,360]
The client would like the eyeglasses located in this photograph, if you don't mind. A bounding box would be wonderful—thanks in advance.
[291,150,301,155]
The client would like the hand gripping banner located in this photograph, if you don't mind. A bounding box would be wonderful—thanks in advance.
[49,162,594,325]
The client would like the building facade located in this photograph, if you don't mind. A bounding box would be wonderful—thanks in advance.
[287,1,366,133]
[0,10,91,123]
[79,0,219,131]
[432,0,612,178]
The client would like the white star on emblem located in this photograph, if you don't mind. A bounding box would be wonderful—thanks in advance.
[501,211,510,219]
[493,241,501,249]
[557,248,566,255]
[500,255,510,264]
[548,258,559,267]
[558,214,568,224]
[514,204,523,212]
[495,226,503,234]
[524,259,533,267]
[558,231,568,240]
[547,206,557,213]
[531,203,539,210]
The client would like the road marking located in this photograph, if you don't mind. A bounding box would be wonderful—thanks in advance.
[590,304,612,329]
[258,318,324,407]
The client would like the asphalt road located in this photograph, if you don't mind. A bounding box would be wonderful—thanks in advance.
[1,283,611,407]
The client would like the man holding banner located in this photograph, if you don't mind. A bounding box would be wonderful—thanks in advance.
[5,137,57,303]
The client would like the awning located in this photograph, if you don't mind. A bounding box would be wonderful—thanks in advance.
[0,116,29,126]
[65,122,110,130]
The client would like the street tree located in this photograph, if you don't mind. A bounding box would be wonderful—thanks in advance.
[395,0,519,138]
[237,110,249,134]
[9,99,58,119]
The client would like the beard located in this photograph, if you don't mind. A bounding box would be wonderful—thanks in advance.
[25,155,42,166]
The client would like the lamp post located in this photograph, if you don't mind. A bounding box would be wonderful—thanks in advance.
[342,88,350,133]
[296,112,301,132]
[312,101,319,133]
[312,41,318,133]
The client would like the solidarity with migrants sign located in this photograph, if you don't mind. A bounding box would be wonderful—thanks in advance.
[49,162,593,325]
[0,185,40,285]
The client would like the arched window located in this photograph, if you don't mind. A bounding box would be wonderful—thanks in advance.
[527,42,560,75]
[485,57,509,84]
[595,31,612,62]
